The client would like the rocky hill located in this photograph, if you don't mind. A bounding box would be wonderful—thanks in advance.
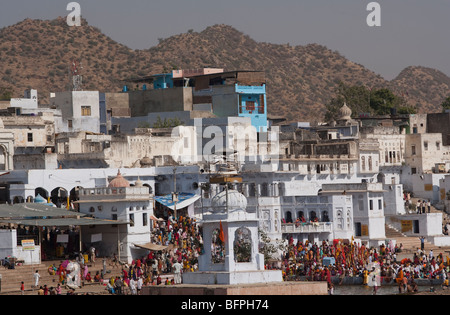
[0,17,449,122]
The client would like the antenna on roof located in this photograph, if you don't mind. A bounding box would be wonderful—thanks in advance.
[70,59,83,91]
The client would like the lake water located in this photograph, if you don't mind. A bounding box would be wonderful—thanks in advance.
[333,284,443,295]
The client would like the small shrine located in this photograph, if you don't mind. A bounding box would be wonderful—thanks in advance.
[183,187,282,285]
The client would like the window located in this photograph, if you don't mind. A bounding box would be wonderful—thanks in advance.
[246,101,255,112]
[68,120,73,128]
[336,210,343,229]
[27,133,33,142]
[258,95,265,114]
[81,106,91,116]
[411,145,416,155]
[361,156,366,171]
[378,199,383,210]
[89,207,95,213]
[369,200,373,210]
[129,213,134,227]
[424,141,428,151]
[436,142,441,150]
[358,195,364,211]
[112,214,117,220]
[143,213,148,226]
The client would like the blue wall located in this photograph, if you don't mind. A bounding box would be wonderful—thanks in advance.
[236,84,268,132]
[99,93,107,134]
[153,74,174,90]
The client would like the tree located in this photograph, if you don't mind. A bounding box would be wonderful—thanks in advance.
[324,82,411,121]
[369,88,403,115]
[258,229,286,264]
[0,87,12,100]
[324,82,372,121]
[152,116,183,128]
[441,96,450,111]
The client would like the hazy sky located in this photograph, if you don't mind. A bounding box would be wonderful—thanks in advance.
[1,0,450,80]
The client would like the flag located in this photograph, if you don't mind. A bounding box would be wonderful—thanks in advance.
[219,221,225,243]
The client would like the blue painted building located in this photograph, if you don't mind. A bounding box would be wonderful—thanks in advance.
[191,71,268,132]
[152,73,174,90]
[124,69,269,132]
[235,83,267,132]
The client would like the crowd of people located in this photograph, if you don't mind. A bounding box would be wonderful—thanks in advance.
[104,214,204,294]
[29,208,450,295]
[149,214,203,274]
[275,237,450,294]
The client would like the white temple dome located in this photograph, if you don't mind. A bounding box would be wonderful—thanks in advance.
[211,189,247,212]
[108,170,130,188]
[338,102,352,121]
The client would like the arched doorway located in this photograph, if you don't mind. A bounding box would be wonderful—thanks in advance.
[377,172,385,183]
[285,211,293,223]
[70,186,83,210]
[143,183,153,194]
[211,228,225,264]
[35,187,49,199]
[0,144,8,170]
[13,196,24,204]
[51,187,68,207]
[234,227,252,262]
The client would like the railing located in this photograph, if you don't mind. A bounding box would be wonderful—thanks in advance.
[235,84,266,94]
[79,187,149,196]
[281,222,333,234]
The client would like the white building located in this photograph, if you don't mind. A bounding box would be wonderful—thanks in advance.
[321,182,386,247]
[50,91,101,133]
[10,89,38,109]
[76,171,154,263]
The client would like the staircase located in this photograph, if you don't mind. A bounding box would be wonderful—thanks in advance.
[0,259,122,295]
[385,224,449,255]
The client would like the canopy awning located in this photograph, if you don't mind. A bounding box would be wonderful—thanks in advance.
[154,193,200,210]
[0,203,86,219]
[133,242,173,251]
[0,216,129,227]
[150,214,164,222]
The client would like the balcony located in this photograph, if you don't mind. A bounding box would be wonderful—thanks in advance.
[235,84,266,94]
[281,222,333,234]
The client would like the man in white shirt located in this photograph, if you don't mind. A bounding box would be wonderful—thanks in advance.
[33,270,40,288]
[172,260,183,284]
[137,276,143,295]
[129,278,137,295]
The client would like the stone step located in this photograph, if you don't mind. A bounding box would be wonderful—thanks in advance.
[0,259,122,294]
